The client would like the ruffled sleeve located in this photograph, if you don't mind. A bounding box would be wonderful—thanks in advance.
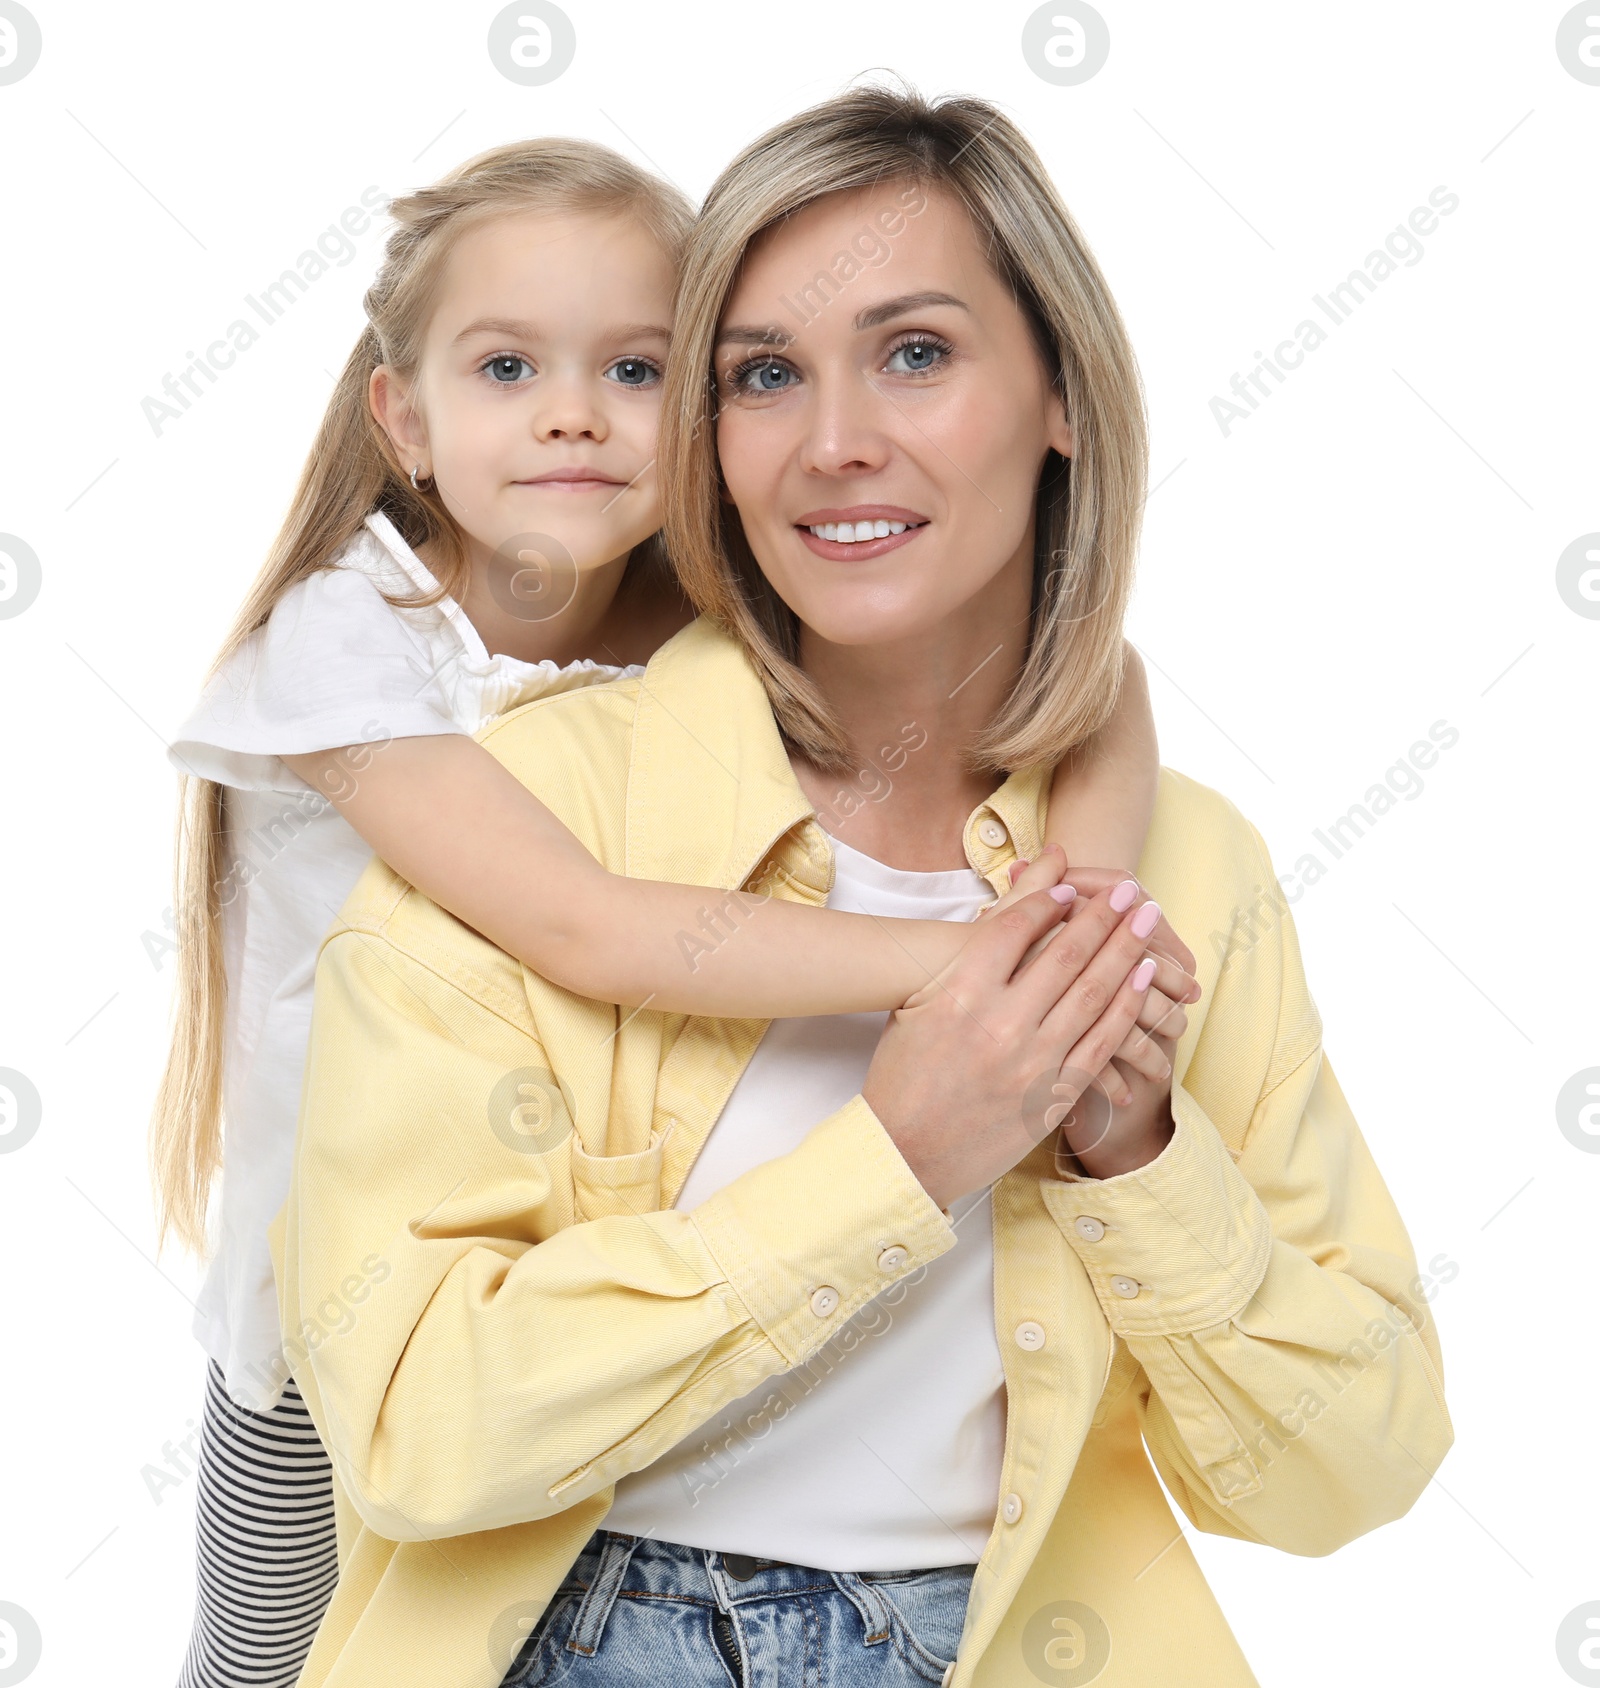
[169,565,463,792]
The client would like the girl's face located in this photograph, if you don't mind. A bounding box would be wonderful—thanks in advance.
[375,207,674,574]
[714,182,1073,651]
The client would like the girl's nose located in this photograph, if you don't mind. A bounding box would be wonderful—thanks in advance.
[531,375,607,443]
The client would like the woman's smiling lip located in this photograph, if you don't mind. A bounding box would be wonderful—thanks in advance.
[796,504,927,526]
[794,504,929,560]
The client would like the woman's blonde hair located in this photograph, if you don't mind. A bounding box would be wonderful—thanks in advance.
[661,81,1148,776]
[150,138,694,1256]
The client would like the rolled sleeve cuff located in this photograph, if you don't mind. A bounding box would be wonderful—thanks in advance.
[689,1093,957,1367]
[1040,1082,1273,1336]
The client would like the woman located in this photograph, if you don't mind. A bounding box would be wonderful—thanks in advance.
[276,86,1452,1687]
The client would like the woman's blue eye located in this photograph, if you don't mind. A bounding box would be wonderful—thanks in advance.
[735,359,796,393]
[606,357,661,388]
[885,339,947,374]
[485,355,533,384]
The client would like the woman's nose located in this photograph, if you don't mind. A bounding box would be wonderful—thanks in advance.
[796,367,890,477]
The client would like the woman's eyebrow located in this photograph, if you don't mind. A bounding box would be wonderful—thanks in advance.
[854,291,969,330]
[715,324,793,349]
[713,291,967,350]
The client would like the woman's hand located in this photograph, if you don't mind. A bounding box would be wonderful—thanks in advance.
[989,846,1198,1106]
[1052,1025,1178,1180]
[862,877,1166,1212]
[990,846,1196,968]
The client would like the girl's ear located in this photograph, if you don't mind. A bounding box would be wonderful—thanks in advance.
[369,365,429,478]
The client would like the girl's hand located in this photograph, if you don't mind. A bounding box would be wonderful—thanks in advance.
[863,878,1170,1212]
[988,846,1198,1106]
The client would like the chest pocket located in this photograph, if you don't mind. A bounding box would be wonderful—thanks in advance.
[570,1120,677,1223]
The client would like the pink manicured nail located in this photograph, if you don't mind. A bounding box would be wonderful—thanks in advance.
[1109,878,1139,913]
[1048,884,1077,904]
[1131,957,1157,992]
[1130,900,1161,940]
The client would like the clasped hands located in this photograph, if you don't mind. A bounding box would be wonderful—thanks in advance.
[861,845,1200,1209]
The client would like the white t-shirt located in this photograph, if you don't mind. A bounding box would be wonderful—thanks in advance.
[605,836,1006,1571]
[168,510,642,1411]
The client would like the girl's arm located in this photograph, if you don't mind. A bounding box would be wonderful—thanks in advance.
[1039,643,1159,875]
[282,645,1187,1021]
[283,735,975,1017]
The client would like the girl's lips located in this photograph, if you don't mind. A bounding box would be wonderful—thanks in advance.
[516,476,626,491]
[796,522,926,561]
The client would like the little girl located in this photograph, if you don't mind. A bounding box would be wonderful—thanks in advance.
[153,138,1171,1688]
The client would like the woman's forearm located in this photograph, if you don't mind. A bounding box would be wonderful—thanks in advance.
[1045,1063,1452,1557]
[285,922,960,1541]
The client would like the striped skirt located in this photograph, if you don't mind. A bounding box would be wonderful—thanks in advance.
[176,1360,339,1688]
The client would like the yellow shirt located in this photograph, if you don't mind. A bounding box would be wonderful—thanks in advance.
[273,615,1452,1688]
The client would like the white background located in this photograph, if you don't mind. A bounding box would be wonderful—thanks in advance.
[1,1,1596,1684]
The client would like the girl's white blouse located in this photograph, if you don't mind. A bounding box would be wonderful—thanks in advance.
[168,510,642,1410]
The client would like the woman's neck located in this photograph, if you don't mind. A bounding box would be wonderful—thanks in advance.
[792,608,1030,873]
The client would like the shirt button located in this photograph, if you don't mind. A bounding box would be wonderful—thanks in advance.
[1001,1491,1024,1524]
[1014,1321,1046,1351]
[977,817,1008,849]
[877,1246,909,1273]
[810,1285,840,1317]
[1074,1216,1106,1242]
[1110,1275,1141,1300]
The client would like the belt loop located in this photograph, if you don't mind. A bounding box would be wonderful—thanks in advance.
[828,1570,894,1645]
[565,1531,639,1657]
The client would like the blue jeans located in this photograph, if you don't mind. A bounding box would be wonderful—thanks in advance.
[499,1528,978,1686]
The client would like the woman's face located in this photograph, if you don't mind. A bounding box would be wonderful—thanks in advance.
[714,182,1073,650]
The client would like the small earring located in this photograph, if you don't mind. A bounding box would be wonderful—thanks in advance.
[410,464,428,491]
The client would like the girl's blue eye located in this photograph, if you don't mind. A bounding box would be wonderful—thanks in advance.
[884,338,948,374]
[606,357,662,388]
[485,355,533,384]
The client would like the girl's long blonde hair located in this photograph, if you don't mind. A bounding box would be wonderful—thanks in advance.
[661,81,1148,776]
[151,138,693,1256]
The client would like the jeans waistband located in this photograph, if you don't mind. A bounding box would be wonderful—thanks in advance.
[501,1528,979,1687]
[563,1528,976,1649]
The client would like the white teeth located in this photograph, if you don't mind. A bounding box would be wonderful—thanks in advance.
[807,519,912,543]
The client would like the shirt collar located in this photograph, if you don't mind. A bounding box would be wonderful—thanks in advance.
[359,510,641,692]
[359,510,494,670]
[624,617,1054,900]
